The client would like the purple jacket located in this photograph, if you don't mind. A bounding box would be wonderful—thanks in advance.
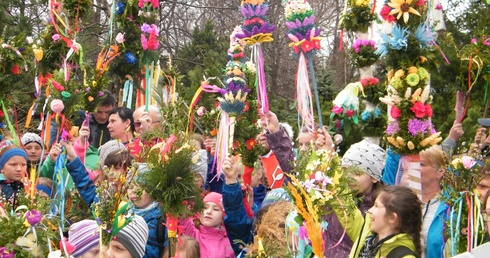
[265,126,294,173]
[324,191,374,258]
[179,218,235,258]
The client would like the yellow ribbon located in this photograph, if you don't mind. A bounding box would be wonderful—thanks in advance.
[241,33,274,45]
[288,37,321,47]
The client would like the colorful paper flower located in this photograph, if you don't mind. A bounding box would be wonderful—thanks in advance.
[387,0,421,24]
[332,106,344,115]
[390,106,401,119]
[461,156,476,169]
[246,138,257,150]
[115,33,125,44]
[410,102,426,118]
[52,34,60,42]
[25,210,41,226]
[125,52,137,64]
[386,121,400,135]
[115,2,125,14]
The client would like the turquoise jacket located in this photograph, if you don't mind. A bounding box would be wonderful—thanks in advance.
[425,201,449,258]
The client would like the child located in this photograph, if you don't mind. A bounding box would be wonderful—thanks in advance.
[175,235,200,258]
[179,192,235,258]
[0,145,28,207]
[128,163,166,258]
[36,177,54,199]
[106,215,149,258]
[68,219,100,258]
[21,132,45,174]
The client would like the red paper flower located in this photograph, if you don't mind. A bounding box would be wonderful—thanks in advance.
[51,80,65,92]
[0,110,4,118]
[147,30,159,50]
[312,40,321,50]
[293,45,301,54]
[380,6,397,22]
[301,41,313,53]
[390,106,401,119]
[332,106,344,115]
[410,102,426,118]
[243,101,249,112]
[345,109,354,118]
[425,104,433,117]
[10,64,20,75]
[246,138,257,150]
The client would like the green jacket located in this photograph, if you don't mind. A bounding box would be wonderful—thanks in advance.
[40,145,100,191]
[334,201,417,258]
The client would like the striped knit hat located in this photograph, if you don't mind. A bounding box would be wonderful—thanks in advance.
[68,220,99,257]
[115,215,149,258]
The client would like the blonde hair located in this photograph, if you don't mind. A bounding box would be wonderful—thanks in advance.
[176,235,200,258]
[419,145,446,169]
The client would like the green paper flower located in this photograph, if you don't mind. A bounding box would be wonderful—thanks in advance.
[391,77,404,91]
[406,73,420,86]
[61,91,71,101]
[417,67,429,80]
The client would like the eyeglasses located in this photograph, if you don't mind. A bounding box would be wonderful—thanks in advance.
[134,121,160,127]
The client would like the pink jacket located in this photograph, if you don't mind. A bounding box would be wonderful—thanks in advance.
[179,218,235,258]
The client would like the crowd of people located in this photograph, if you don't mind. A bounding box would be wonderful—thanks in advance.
[1,89,490,258]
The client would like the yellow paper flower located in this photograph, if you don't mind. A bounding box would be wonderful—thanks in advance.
[388,0,421,24]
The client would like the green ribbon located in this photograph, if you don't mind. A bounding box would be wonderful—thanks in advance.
[0,99,19,146]
[110,201,133,238]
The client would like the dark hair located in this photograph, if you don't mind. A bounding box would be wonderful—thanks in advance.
[109,107,135,133]
[103,149,133,170]
[99,90,116,107]
[375,186,422,255]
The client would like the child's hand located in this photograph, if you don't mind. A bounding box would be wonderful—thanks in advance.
[315,126,334,152]
[60,141,77,162]
[204,137,215,156]
[222,157,236,184]
[49,143,62,162]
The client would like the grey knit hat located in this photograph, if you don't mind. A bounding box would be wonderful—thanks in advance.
[98,140,125,164]
[342,139,386,181]
[115,215,149,258]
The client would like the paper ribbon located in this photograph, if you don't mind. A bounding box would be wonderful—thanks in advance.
[252,45,269,116]
[186,84,204,134]
[122,77,134,109]
[0,99,19,146]
[308,52,323,127]
[295,52,315,134]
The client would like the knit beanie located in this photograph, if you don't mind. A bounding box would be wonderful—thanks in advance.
[261,188,292,208]
[342,139,386,181]
[203,192,225,217]
[68,220,99,257]
[0,147,28,171]
[115,215,149,258]
[21,133,44,148]
[98,140,125,164]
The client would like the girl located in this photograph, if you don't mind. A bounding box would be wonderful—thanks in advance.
[0,145,28,207]
[179,192,235,258]
[347,186,422,258]
[21,132,45,175]
[68,219,100,258]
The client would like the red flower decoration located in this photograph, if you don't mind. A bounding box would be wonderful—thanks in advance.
[51,80,65,92]
[293,45,301,54]
[147,30,159,50]
[332,106,344,115]
[416,0,426,7]
[380,6,397,22]
[301,41,313,53]
[390,106,401,119]
[246,138,257,150]
[312,40,321,50]
[233,140,240,150]
[10,64,20,75]
[410,102,426,118]
[0,110,4,118]
[345,109,354,118]
[425,104,433,117]
[243,101,249,112]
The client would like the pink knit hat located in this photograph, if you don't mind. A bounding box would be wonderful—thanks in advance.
[203,192,225,217]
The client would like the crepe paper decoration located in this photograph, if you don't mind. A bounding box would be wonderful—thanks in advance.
[455,90,465,123]
[236,0,276,116]
[0,99,19,146]
[284,0,323,129]
[122,75,134,109]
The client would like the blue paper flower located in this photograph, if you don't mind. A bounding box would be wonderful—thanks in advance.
[373,107,381,118]
[375,33,391,56]
[389,25,410,50]
[125,52,137,64]
[361,110,371,122]
[115,2,125,15]
[414,24,434,48]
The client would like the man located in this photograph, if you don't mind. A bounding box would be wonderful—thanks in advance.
[132,105,161,135]
[76,91,116,148]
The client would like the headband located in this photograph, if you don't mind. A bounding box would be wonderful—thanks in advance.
[0,148,28,170]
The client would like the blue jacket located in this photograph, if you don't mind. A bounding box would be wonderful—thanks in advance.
[223,182,257,255]
[133,202,165,258]
[205,155,224,193]
[425,201,449,258]
[381,147,400,185]
[253,184,267,210]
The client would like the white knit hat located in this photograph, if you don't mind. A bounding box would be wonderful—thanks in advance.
[98,140,125,164]
[21,132,43,148]
[342,139,386,181]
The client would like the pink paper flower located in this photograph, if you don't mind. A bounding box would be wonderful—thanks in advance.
[197,106,206,117]
[435,3,442,10]
[461,156,476,169]
[471,38,477,44]
[332,106,344,115]
[345,109,354,118]
[52,34,60,42]
[115,32,125,44]
[390,106,401,119]
[50,99,65,114]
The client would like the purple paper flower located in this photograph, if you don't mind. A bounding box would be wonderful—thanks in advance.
[140,23,151,33]
[386,122,400,135]
[299,226,308,240]
[52,34,60,42]
[407,119,432,136]
[26,210,41,226]
[0,247,14,258]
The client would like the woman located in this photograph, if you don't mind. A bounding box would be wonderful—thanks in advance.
[107,107,141,158]
[347,186,422,258]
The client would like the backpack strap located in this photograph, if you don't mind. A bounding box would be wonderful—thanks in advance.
[156,216,167,257]
[386,246,420,258]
